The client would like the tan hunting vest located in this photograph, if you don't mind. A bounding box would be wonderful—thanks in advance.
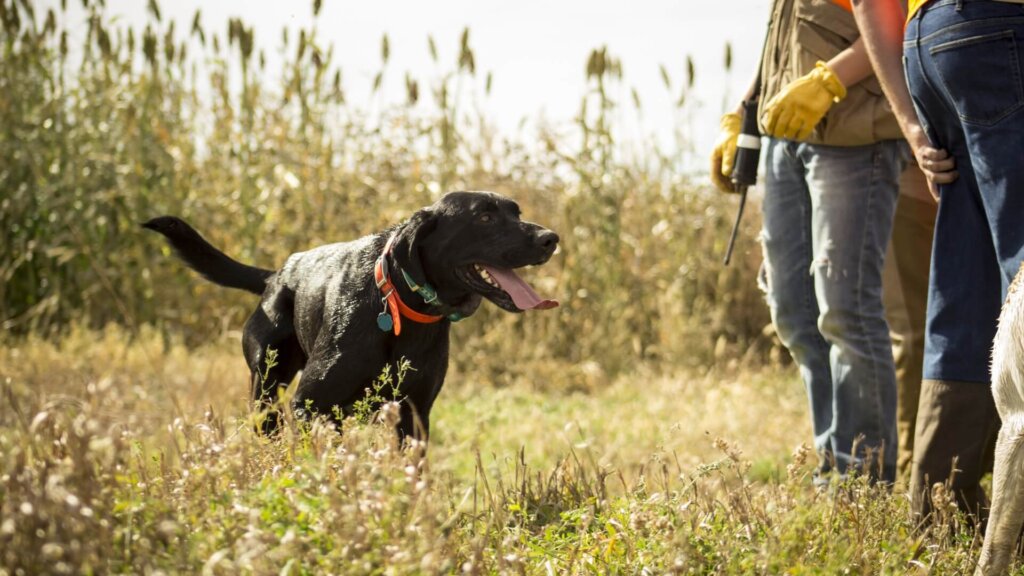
[758,0,904,146]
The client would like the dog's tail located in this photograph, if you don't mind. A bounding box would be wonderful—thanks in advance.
[142,216,272,295]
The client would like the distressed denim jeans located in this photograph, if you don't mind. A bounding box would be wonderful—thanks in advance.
[760,138,904,482]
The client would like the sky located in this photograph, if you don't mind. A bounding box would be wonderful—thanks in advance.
[45,0,772,169]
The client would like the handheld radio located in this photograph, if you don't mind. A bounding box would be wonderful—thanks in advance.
[723,98,761,266]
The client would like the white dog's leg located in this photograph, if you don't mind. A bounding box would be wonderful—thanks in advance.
[976,266,1024,576]
[976,415,1024,575]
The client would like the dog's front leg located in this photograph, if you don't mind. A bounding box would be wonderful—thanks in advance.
[977,289,1024,576]
[391,352,448,446]
[290,344,386,427]
[396,400,430,444]
[976,413,1024,575]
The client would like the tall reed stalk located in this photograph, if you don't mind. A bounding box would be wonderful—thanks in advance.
[0,0,771,379]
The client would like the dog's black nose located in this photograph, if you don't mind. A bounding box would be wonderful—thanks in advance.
[536,229,559,251]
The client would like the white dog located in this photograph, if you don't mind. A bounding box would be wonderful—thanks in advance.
[976,263,1024,575]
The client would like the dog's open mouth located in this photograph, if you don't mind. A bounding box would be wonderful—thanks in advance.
[472,264,558,311]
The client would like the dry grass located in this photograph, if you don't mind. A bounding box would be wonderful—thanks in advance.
[0,1,1013,573]
[0,327,1001,574]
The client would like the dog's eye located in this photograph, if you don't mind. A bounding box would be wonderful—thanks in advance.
[479,213,494,224]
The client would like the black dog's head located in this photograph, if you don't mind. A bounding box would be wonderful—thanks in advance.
[391,191,559,315]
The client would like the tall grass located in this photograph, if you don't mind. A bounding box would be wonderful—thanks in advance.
[0,328,994,574]
[0,0,771,380]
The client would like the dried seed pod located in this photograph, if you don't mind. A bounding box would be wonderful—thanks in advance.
[43,8,54,36]
[3,0,21,34]
[142,25,156,66]
[332,69,344,103]
[163,21,174,62]
[458,28,474,74]
[586,47,604,80]
[191,10,204,46]
[405,73,418,105]
[239,23,253,63]
[98,26,110,57]
[146,0,160,22]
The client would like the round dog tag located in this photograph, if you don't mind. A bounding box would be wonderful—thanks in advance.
[377,312,394,332]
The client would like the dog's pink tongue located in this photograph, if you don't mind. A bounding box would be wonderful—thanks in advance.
[482,265,559,311]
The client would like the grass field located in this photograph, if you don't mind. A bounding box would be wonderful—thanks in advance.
[0,326,1000,574]
[0,1,1015,573]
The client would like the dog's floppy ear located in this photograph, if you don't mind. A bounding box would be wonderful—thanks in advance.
[392,208,438,284]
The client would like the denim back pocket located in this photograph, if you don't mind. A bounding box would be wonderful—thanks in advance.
[929,29,1024,126]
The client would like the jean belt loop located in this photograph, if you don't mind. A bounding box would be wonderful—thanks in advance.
[955,0,963,12]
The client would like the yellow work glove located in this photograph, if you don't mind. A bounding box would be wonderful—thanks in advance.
[710,112,741,194]
[762,61,847,141]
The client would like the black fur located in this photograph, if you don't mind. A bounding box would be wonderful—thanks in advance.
[142,216,272,294]
[144,191,559,440]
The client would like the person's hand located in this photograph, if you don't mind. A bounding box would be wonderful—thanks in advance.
[762,61,847,141]
[916,146,957,202]
[905,123,957,201]
[710,112,741,193]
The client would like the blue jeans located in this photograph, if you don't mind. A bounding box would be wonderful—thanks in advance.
[760,138,904,481]
[904,0,1024,383]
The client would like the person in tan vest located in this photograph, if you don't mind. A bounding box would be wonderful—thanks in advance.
[711,0,950,485]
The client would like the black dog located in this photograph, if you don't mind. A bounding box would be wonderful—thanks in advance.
[144,191,559,440]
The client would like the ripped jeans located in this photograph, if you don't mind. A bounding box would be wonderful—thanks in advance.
[759,137,905,482]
